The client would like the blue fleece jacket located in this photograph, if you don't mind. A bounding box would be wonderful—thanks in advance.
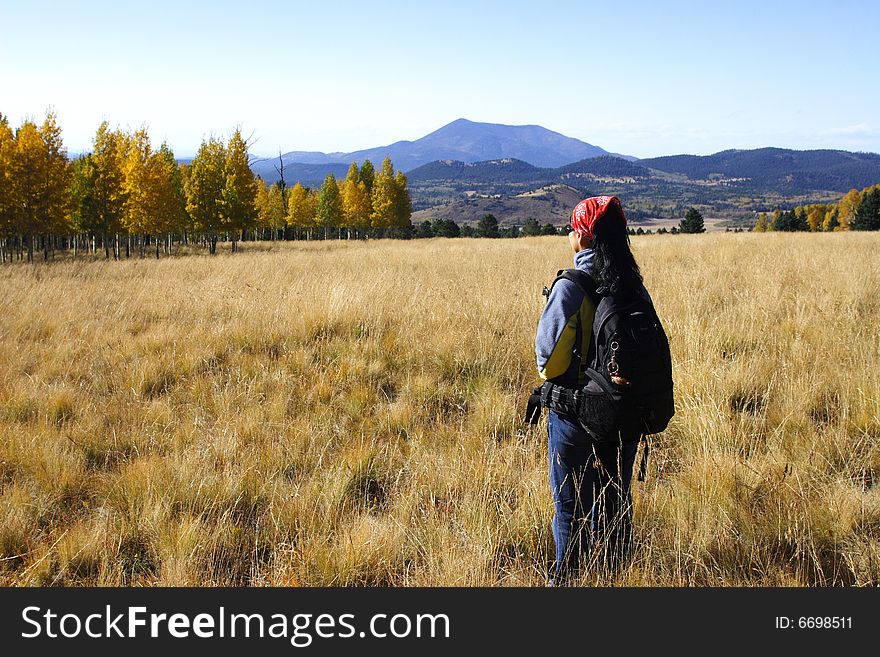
[535,248,596,386]
[535,248,654,386]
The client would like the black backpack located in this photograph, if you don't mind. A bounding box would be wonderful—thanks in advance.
[550,268,675,442]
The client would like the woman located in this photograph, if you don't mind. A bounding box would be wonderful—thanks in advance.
[535,196,650,583]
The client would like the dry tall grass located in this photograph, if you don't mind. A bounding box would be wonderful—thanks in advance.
[1,233,878,586]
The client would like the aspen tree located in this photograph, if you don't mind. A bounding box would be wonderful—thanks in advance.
[837,189,861,231]
[370,157,397,231]
[316,173,342,240]
[11,121,46,262]
[186,137,226,254]
[91,122,127,259]
[35,112,70,259]
[266,184,286,239]
[0,114,13,261]
[121,128,152,257]
[222,128,257,252]
[151,143,187,257]
[254,177,271,239]
[287,182,316,240]
[342,163,370,239]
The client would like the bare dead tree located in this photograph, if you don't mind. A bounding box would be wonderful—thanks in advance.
[274,149,287,240]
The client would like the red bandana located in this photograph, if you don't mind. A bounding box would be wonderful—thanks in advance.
[570,196,626,239]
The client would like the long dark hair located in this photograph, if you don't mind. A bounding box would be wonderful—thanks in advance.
[592,208,642,294]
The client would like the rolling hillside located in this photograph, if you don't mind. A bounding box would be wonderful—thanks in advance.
[411,184,583,225]
[248,122,880,223]
[638,148,880,193]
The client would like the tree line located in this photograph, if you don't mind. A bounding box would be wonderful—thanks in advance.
[6,111,876,261]
[256,158,412,243]
[0,111,413,262]
[754,184,880,232]
[412,214,676,239]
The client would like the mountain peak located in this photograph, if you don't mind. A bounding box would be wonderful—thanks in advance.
[252,119,623,182]
[395,118,614,169]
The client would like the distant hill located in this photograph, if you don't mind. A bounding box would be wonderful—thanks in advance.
[247,121,880,223]
[555,155,652,180]
[638,148,880,193]
[407,147,880,224]
[408,158,545,184]
[408,155,648,186]
[411,184,583,225]
[250,161,351,187]
[250,118,621,182]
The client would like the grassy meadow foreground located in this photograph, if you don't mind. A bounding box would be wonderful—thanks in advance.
[1,233,879,586]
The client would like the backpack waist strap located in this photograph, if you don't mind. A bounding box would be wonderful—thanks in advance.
[524,381,581,424]
[541,381,581,418]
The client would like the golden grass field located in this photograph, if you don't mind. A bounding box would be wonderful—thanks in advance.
[1,233,879,586]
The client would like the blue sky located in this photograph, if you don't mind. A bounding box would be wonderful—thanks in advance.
[2,0,878,159]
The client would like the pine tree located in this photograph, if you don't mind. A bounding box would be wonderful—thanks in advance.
[477,214,500,238]
[359,160,375,197]
[521,217,542,236]
[774,209,807,232]
[316,173,343,239]
[679,207,705,233]
[773,210,793,231]
[431,218,460,238]
[852,186,880,231]
[753,213,768,232]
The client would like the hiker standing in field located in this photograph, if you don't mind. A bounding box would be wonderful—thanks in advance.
[529,196,673,585]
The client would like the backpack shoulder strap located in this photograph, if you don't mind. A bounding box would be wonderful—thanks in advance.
[550,268,601,307]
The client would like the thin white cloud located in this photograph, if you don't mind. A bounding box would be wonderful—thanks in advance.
[817,123,877,138]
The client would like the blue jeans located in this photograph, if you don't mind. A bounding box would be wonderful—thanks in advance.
[548,410,639,582]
